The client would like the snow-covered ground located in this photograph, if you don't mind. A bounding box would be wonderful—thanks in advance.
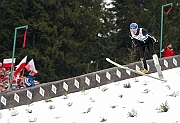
[0,67,180,123]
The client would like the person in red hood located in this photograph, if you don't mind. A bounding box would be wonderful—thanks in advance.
[161,43,175,57]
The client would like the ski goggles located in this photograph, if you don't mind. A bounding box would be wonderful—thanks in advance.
[130,28,137,32]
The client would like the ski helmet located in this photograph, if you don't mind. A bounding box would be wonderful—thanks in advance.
[130,23,138,30]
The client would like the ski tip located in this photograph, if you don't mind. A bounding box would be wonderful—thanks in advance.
[106,58,110,61]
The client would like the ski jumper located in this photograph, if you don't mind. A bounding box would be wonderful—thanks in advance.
[129,28,157,70]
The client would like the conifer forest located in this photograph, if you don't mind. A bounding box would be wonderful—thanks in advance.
[0,0,179,83]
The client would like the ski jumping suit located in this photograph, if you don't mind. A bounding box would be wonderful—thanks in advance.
[129,28,157,70]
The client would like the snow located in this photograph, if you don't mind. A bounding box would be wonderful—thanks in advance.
[0,67,180,123]
[104,0,112,4]
[104,0,114,8]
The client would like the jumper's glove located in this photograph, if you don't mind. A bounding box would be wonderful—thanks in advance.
[132,39,138,47]
[152,37,158,44]
[154,39,159,44]
[131,39,138,51]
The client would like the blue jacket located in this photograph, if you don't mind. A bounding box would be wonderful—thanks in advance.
[24,76,36,88]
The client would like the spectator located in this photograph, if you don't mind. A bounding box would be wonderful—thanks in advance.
[17,77,26,89]
[0,58,40,92]
[161,43,175,57]
[24,71,36,88]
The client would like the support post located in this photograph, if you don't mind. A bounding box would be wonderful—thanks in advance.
[160,3,173,58]
[9,25,28,91]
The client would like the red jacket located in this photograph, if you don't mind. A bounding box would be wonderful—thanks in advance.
[162,46,175,57]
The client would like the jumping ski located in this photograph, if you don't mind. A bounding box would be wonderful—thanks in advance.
[152,54,164,79]
[106,58,167,82]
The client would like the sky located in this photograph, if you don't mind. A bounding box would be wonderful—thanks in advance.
[0,67,180,123]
